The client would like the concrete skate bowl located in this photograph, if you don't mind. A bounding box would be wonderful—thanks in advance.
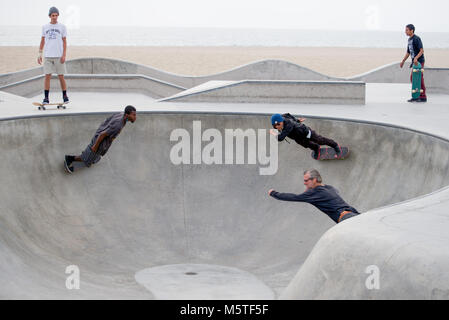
[1,113,449,299]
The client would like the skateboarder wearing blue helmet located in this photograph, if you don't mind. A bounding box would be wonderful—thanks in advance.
[270,113,342,159]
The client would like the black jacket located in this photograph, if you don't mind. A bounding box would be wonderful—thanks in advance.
[277,118,310,143]
[270,185,359,223]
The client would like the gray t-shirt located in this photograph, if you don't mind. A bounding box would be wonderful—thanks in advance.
[89,112,126,155]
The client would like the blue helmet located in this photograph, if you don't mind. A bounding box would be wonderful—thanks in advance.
[271,114,284,125]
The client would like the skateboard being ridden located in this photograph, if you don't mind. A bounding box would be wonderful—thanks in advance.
[312,145,349,160]
[270,113,348,160]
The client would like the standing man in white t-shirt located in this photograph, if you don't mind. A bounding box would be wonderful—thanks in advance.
[37,7,69,105]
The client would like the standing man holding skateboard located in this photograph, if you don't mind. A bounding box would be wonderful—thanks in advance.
[64,106,137,173]
[269,113,344,160]
[268,169,360,223]
[400,24,427,103]
[37,7,69,105]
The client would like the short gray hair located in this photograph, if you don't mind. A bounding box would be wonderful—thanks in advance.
[304,169,322,183]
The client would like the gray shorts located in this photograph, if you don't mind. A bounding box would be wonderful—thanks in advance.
[80,145,101,167]
[43,57,67,75]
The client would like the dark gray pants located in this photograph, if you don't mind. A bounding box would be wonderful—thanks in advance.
[80,145,101,167]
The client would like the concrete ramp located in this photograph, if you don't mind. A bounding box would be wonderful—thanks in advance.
[0,113,449,299]
[160,80,366,104]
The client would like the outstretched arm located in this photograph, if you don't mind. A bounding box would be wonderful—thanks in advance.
[268,189,312,202]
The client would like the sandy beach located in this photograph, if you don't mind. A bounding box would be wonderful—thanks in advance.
[1,46,448,77]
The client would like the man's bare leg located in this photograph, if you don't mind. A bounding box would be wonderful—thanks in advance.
[58,75,67,91]
[44,74,51,90]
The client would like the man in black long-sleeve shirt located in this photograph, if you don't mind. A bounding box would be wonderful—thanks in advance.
[269,169,360,223]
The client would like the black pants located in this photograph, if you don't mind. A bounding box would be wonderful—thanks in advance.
[296,130,338,153]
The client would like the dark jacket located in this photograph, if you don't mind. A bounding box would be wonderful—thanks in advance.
[277,118,310,143]
[270,185,359,223]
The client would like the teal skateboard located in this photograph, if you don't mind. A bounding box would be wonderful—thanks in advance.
[411,62,424,100]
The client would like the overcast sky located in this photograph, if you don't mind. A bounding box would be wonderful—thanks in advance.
[1,0,449,31]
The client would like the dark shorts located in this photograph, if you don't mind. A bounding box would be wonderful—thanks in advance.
[338,211,359,223]
[80,145,101,167]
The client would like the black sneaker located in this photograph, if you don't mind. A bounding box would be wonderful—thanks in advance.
[42,98,49,105]
[312,148,320,160]
[64,155,74,174]
[63,95,69,104]
[407,98,419,103]
[417,97,427,103]
[333,144,342,158]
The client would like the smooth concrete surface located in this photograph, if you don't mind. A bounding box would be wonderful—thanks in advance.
[29,91,155,107]
[281,185,449,299]
[0,111,449,299]
[2,58,448,93]
[350,62,449,94]
[65,58,337,88]
[2,62,449,299]
[160,80,365,105]
[0,74,185,99]
[135,264,275,299]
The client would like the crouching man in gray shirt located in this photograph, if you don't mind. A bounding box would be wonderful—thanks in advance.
[64,105,137,173]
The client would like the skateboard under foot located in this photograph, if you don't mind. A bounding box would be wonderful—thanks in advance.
[33,102,68,110]
[312,146,350,160]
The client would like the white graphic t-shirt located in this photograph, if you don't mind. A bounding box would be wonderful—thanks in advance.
[42,23,67,58]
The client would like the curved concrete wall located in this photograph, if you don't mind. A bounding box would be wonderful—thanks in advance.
[2,58,448,96]
[281,185,449,299]
[0,74,185,99]
[64,58,337,88]
[0,113,449,299]
[160,80,365,105]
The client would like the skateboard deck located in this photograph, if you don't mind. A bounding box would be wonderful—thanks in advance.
[33,102,68,110]
[312,146,349,160]
[411,62,424,100]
